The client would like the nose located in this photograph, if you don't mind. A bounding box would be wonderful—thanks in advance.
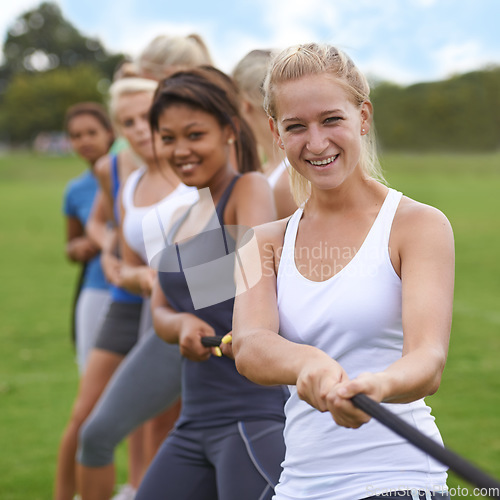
[173,138,191,158]
[79,134,94,148]
[306,125,329,155]
[136,118,150,135]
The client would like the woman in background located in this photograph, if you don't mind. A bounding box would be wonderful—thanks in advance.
[75,35,214,500]
[54,79,161,500]
[232,49,296,218]
[136,66,287,500]
[62,102,114,374]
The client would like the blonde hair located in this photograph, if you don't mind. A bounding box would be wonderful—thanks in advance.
[232,49,274,108]
[263,43,384,205]
[137,34,213,80]
[108,77,158,125]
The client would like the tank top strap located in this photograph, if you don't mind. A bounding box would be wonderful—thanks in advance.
[121,166,146,212]
[215,174,241,224]
[279,207,303,272]
[367,188,403,248]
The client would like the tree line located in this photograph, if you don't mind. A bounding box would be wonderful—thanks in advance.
[371,68,500,152]
[0,2,123,144]
[1,2,499,152]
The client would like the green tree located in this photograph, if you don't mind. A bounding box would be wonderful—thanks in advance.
[0,2,124,84]
[0,1,128,144]
[0,64,105,143]
[371,67,500,152]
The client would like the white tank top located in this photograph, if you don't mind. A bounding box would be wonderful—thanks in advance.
[121,167,196,263]
[274,188,448,500]
[267,159,288,189]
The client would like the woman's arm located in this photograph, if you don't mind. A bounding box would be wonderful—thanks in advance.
[94,154,115,215]
[86,190,113,249]
[65,216,99,262]
[327,202,455,427]
[117,229,156,297]
[233,222,348,390]
[151,280,215,361]
[118,232,155,296]
[231,172,277,229]
[234,201,454,429]
[99,228,122,286]
[110,188,155,295]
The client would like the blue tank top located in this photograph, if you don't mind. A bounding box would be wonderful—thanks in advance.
[63,170,108,291]
[158,175,287,429]
[109,154,143,304]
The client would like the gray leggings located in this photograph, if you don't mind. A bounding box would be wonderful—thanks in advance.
[77,328,181,467]
[136,420,286,500]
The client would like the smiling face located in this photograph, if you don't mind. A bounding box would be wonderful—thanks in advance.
[157,103,234,188]
[114,91,156,162]
[270,73,372,193]
[67,113,113,165]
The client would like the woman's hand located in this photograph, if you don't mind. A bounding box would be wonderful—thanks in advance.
[178,314,217,362]
[137,267,157,296]
[322,372,388,429]
[296,355,379,428]
[116,265,157,296]
[66,236,99,262]
[219,333,234,359]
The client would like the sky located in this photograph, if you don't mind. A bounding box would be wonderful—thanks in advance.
[1,0,500,85]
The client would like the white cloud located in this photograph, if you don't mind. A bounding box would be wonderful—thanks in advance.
[2,0,499,86]
[61,0,212,61]
[257,0,339,49]
[361,56,422,85]
[412,0,438,6]
[432,41,498,79]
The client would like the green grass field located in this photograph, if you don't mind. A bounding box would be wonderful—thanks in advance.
[0,151,499,499]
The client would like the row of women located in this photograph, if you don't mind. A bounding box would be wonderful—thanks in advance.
[58,34,454,500]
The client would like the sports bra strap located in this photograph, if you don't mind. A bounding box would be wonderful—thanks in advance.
[215,175,241,225]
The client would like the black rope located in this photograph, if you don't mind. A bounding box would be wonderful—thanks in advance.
[352,394,500,499]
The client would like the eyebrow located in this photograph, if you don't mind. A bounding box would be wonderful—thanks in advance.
[281,109,344,123]
[159,121,203,132]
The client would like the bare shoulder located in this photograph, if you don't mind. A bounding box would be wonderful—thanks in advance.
[118,148,140,180]
[252,217,292,254]
[393,195,454,247]
[234,171,272,194]
[396,196,452,229]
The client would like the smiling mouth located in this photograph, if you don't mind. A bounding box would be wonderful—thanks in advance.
[178,163,197,173]
[308,154,339,166]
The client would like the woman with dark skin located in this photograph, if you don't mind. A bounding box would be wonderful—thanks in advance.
[62,102,114,374]
[135,67,287,500]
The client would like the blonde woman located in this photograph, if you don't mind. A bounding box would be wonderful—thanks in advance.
[233,43,454,500]
[137,33,212,80]
[232,49,296,218]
